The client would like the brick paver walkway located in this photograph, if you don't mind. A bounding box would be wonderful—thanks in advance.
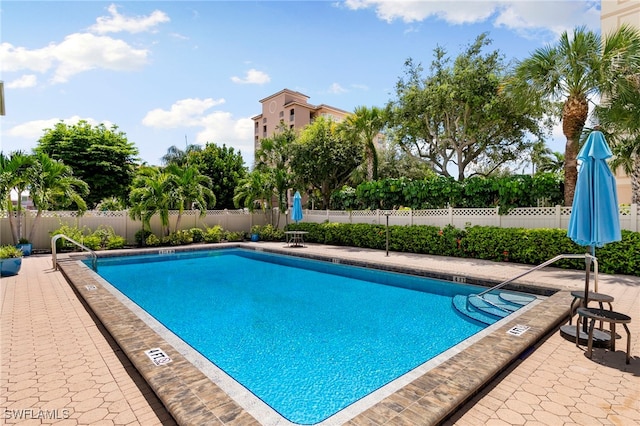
[1,248,638,425]
[1,255,175,425]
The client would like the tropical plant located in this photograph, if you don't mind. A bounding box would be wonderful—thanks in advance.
[26,152,89,242]
[514,24,640,205]
[233,169,273,214]
[165,164,215,232]
[340,106,386,181]
[161,143,202,166]
[0,151,34,244]
[594,61,640,203]
[0,245,24,259]
[129,166,173,236]
[254,125,297,225]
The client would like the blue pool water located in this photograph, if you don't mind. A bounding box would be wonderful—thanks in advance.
[93,249,489,424]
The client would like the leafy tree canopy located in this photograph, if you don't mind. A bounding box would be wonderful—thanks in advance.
[290,117,364,209]
[186,143,247,209]
[387,33,548,181]
[35,120,139,208]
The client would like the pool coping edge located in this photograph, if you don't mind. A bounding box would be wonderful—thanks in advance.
[57,244,572,426]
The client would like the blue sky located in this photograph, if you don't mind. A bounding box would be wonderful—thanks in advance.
[1,1,601,167]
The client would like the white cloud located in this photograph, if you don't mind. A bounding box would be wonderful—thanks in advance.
[231,69,271,85]
[51,33,149,83]
[343,0,600,36]
[142,99,254,159]
[7,74,37,89]
[0,34,149,84]
[142,98,226,128]
[7,116,113,140]
[328,83,348,94]
[89,4,170,34]
[343,0,498,24]
[494,1,600,38]
[0,42,53,73]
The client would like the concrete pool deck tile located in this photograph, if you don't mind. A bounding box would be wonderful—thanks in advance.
[3,246,640,426]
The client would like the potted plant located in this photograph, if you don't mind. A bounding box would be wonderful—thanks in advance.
[16,238,32,256]
[0,245,24,276]
[250,225,261,242]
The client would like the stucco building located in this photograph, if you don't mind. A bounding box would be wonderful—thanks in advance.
[252,89,350,154]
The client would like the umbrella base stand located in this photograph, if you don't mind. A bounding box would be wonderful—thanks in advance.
[559,324,611,348]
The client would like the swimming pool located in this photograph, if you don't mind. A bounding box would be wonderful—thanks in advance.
[90,248,533,424]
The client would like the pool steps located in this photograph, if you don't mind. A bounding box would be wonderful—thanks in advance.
[452,292,537,325]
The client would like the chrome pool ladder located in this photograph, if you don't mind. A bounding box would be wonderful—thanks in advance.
[466,253,598,313]
[51,234,98,272]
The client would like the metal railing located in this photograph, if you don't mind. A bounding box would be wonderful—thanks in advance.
[468,253,598,313]
[51,234,98,271]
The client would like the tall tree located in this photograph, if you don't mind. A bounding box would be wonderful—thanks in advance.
[35,120,139,208]
[289,117,363,209]
[514,25,640,205]
[387,34,545,182]
[187,143,247,209]
[161,143,202,166]
[340,106,386,181]
[254,125,297,217]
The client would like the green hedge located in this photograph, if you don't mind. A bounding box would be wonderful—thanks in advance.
[286,222,640,276]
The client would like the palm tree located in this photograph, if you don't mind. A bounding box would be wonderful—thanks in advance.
[538,152,565,174]
[340,106,385,181]
[129,167,173,236]
[0,151,34,243]
[595,63,640,203]
[515,25,640,205]
[255,125,296,223]
[165,164,215,232]
[161,144,202,166]
[233,170,273,216]
[529,140,552,175]
[27,153,89,242]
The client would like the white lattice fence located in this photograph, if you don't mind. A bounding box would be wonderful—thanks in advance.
[1,204,637,250]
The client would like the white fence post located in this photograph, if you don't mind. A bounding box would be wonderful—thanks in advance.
[495,206,501,227]
[448,206,453,226]
[555,205,562,229]
[631,203,638,232]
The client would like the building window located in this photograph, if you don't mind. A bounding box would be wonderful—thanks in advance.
[289,108,295,121]
[263,118,267,123]
[279,111,284,118]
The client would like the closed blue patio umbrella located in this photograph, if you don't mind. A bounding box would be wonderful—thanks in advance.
[567,130,621,307]
[292,191,303,223]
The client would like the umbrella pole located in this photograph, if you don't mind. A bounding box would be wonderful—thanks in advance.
[583,254,591,333]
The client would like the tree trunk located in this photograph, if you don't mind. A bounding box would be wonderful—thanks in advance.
[562,95,589,205]
[27,211,43,243]
[631,155,640,205]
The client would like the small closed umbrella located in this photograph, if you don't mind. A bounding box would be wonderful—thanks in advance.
[292,191,303,223]
[567,130,621,307]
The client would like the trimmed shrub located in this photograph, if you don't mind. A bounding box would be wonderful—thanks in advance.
[203,225,223,243]
[285,222,640,276]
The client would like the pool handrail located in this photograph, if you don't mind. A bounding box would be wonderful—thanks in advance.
[51,234,98,272]
[468,253,597,313]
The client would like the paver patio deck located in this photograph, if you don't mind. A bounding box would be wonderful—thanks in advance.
[1,244,638,425]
